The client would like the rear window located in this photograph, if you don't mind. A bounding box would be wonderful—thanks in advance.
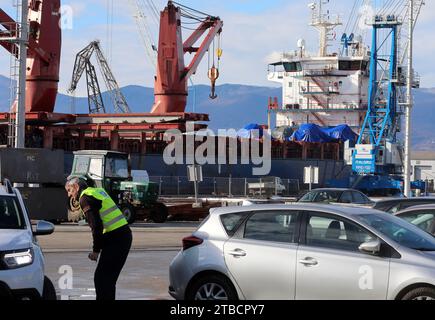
[300,191,342,203]
[220,212,249,236]
[352,191,369,204]
[0,196,26,229]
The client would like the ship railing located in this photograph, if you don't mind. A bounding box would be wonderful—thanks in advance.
[149,176,301,198]
[275,118,362,128]
[269,100,368,112]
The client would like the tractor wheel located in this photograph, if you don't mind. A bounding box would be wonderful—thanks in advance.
[121,204,137,224]
[150,203,168,223]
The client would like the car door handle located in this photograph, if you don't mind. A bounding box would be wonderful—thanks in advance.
[299,257,318,266]
[228,249,247,257]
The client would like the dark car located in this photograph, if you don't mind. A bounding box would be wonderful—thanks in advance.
[298,188,373,206]
[373,197,435,214]
[395,204,435,236]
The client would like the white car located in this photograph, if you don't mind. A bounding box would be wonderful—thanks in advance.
[0,180,56,300]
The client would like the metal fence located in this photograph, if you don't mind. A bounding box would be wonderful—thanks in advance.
[149,176,300,197]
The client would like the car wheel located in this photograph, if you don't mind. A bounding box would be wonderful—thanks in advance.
[42,276,57,300]
[121,204,137,224]
[402,287,435,300]
[187,275,238,301]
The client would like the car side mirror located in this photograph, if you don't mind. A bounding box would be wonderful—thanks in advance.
[359,239,381,255]
[33,220,55,236]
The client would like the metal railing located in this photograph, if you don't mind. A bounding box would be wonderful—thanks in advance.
[149,176,301,198]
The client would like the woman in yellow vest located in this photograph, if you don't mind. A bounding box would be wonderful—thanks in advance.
[65,177,132,300]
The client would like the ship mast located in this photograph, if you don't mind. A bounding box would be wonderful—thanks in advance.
[309,0,342,57]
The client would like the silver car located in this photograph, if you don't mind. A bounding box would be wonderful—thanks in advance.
[169,204,435,300]
[395,204,435,236]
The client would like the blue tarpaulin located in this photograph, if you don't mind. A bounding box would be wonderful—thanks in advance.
[238,123,264,138]
[290,124,357,143]
[323,124,358,142]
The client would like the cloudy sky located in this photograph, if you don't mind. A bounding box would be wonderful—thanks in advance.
[0,0,434,96]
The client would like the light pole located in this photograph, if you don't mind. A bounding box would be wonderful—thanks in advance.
[404,0,414,198]
[15,0,29,149]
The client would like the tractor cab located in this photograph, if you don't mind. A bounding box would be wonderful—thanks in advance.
[70,150,129,198]
[68,150,166,224]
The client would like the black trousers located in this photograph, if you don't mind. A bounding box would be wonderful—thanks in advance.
[94,225,132,300]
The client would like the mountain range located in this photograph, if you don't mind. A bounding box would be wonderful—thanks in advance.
[0,75,434,150]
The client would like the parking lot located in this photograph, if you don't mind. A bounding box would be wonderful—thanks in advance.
[39,222,199,300]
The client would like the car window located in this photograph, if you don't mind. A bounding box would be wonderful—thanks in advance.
[220,212,249,236]
[340,192,353,204]
[305,213,376,252]
[399,210,435,234]
[315,191,341,203]
[244,211,297,243]
[0,196,25,229]
[388,203,401,214]
[352,191,369,204]
[299,191,317,202]
[357,213,435,251]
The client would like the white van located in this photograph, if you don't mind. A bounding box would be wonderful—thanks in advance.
[0,180,56,300]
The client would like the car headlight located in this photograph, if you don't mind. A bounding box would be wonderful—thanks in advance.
[1,248,34,269]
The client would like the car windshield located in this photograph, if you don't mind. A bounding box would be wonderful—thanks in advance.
[0,196,25,229]
[357,213,435,251]
[300,190,341,203]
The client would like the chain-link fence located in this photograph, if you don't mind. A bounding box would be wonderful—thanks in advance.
[149,176,300,197]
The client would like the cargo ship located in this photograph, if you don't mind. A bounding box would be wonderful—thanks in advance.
[2,0,417,190]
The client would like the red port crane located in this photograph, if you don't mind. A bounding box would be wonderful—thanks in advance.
[0,0,61,113]
[151,1,223,114]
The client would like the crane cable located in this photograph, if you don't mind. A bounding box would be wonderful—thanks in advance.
[143,0,160,26]
[106,0,114,65]
[344,0,361,35]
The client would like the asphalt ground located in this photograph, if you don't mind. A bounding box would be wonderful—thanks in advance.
[40,222,199,300]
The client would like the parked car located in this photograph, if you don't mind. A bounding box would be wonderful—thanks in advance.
[298,188,373,206]
[169,204,435,300]
[373,197,435,214]
[0,180,57,300]
[395,204,435,236]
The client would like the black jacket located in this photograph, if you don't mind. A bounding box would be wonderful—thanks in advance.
[80,194,104,253]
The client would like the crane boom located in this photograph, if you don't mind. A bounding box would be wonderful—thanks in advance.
[93,43,131,114]
[68,41,130,114]
[128,0,157,68]
[151,1,223,114]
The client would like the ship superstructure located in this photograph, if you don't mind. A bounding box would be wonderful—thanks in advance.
[267,0,370,133]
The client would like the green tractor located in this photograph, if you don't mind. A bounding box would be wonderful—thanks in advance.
[67,150,168,224]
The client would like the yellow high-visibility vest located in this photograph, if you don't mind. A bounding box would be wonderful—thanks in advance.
[80,187,128,234]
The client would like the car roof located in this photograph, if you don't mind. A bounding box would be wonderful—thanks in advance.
[396,203,435,214]
[376,197,435,204]
[307,188,360,192]
[210,203,378,217]
[0,185,16,196]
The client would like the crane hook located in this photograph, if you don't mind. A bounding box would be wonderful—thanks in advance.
[208,65,219,100]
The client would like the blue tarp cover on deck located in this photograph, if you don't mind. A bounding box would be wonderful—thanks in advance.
[290,124,357,143]
[238,123,264,139]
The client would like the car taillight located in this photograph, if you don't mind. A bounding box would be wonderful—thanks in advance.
[182,235,203,251]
